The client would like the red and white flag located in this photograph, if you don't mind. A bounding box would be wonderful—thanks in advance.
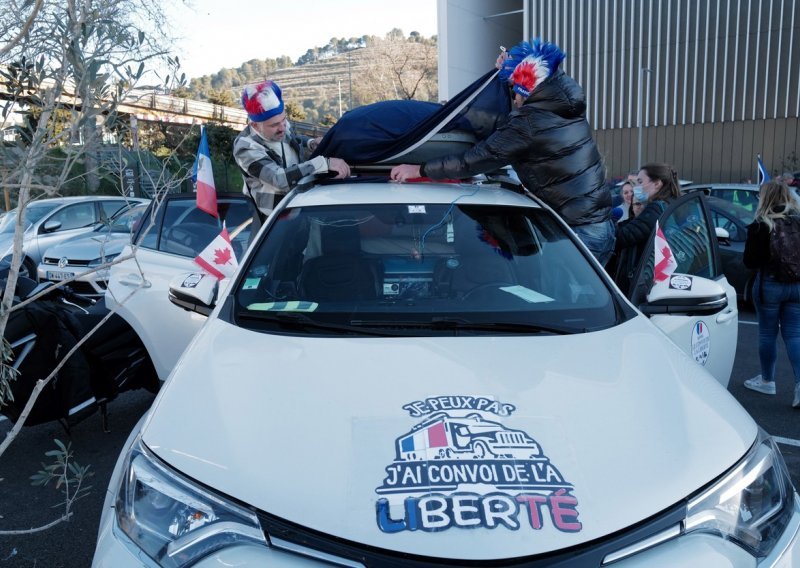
[653,220,678,282]
[194,226,237,280]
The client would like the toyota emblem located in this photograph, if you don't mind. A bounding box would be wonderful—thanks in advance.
[57,257,69,268]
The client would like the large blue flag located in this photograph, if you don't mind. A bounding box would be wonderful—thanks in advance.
[757,154,770,185]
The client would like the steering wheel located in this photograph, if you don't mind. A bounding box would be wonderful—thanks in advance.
[462,282,514,301]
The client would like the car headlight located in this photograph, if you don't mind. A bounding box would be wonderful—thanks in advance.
[685,429,796,557]
[115,438,268,567]
[89,252,120,267]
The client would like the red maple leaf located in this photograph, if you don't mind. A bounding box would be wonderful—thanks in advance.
[213,247,233,265]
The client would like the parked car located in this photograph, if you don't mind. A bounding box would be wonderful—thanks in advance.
[684,183,761,213]
[707,196,757,302]
[0,195,149,279]
[36,202,150,298]
[93,171,799,566]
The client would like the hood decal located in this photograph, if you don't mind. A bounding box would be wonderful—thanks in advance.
[375,396,582,535]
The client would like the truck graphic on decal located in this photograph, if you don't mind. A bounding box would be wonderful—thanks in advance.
[395,412,541,461]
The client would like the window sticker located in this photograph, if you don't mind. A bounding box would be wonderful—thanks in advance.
[242,277,260,290]
[500,285,555,303]
[668,274,693,290]
[408,205,426,214]
[691,321,710,365]
[246,301,318,312]
[375,396,582,534]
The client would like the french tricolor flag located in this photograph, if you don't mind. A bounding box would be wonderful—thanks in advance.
[193,126,218,218]
[400,421,449,452]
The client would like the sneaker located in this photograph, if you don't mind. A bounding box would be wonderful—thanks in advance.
[744,375,776,395]
[793,384,800,408]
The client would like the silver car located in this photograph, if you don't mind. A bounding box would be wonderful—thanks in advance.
[0,195,148,280]
[37,203,150,297]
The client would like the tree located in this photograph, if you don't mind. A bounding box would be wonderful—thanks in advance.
[0,0,189,533]
[207,88,236,107]
[285,100,307,121]
[356,36,438,102]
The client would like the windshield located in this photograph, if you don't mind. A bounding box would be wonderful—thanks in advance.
[0,202,61,234]
[106,205,146,234]
[234,203,621,335]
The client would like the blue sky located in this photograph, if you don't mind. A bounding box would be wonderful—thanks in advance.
[170,0,438,79]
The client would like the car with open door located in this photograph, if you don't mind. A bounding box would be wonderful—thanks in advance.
[621,190,739,387]
[94,170,799,567]
[104,192,260,383]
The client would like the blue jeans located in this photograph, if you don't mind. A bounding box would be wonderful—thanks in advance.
[572,219,617,267]
[753,273,800,384]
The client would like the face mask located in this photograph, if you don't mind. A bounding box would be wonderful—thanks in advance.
[633,186,647,203]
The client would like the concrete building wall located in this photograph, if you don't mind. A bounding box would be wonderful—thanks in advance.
[438,0,800,182]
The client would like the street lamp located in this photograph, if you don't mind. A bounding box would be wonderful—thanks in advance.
[636,67,652,170]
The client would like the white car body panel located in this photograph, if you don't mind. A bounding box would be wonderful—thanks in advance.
[648,282,738,388]
[139,314,754,559]
[105,245,208,380]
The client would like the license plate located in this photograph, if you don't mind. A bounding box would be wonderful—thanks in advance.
[46,271,73,281]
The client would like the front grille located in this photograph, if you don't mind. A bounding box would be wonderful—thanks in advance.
[257,503,686,567]
[42,256,92,267]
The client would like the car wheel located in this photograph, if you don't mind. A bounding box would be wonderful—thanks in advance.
[20,258,37,281]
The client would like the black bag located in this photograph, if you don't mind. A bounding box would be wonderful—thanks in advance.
[3,301,95,426]
[769,215,800,282]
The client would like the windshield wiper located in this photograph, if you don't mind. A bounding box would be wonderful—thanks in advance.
[351,317,578,335]
[238,311,397,337]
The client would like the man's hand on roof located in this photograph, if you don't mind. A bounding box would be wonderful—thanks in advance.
[327,157,351,179]
[390,164,421,183]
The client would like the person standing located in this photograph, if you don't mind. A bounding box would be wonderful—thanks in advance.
[233,80,351,217]
[742,179,800,408]
[389,39,614,266]
[611,163,682,295]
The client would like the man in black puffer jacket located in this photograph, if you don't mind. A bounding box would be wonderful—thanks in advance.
[390,39,614,266]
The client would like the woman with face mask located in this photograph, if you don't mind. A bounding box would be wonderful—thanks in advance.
[610,163,682,295]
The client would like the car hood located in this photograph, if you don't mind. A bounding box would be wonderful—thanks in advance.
[142,316,756,559]
[43,233,128,260]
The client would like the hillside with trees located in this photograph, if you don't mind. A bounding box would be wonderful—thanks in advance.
[183,29,438,125]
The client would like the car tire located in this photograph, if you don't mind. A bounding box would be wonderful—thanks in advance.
[20,258,37,281]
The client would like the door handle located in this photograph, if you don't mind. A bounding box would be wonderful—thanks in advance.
[118,274,151,288]
[716,306,738,324]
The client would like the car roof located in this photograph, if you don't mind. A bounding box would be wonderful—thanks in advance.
[24,195,148,209]
[288,180,539,209]
[684,183,759,191]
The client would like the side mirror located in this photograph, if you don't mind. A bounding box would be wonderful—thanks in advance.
[42,219,62,233]
[714,226,731,245]
[168,272,218,316]
[640,273,728,316]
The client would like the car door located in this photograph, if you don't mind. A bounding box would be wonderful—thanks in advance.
[708,201,754,301]
[105,193,260,381]
[626,192,738,386]
[31,201,98,262]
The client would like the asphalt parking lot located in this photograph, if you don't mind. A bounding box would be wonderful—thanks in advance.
[0,303,797,567]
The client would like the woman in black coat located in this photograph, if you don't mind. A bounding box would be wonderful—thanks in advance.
[612,163,682,295]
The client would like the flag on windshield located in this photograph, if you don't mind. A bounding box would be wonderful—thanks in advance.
[193,126,218,218]
[757,154,770,185]
[194,226,237,280]
[653,220,677,282]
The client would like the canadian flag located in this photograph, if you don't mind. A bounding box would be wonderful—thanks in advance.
[653,220,678,282]
[194,227,237,280]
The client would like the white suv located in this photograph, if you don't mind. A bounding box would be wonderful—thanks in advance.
[94,177,799,567]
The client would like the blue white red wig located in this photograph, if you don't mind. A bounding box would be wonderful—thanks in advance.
[499,39,566,98]
[241,81,284,123]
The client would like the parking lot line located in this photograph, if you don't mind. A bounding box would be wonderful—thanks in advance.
[774,436,800,448]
